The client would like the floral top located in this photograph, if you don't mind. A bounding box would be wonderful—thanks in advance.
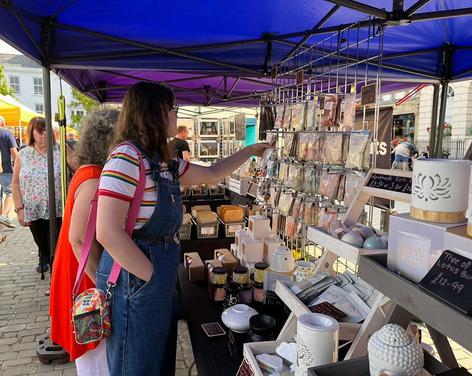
[19,146,62,222]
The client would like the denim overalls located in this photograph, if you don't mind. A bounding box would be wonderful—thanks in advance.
[96,149,183,375]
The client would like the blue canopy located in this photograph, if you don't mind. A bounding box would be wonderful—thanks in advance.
[0,0,471,105]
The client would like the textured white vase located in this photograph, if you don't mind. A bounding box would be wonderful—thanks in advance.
[295,313,339,376]
[411,159,471,223]
[368,324,424,376]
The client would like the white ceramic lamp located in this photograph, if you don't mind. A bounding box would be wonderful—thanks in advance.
[411,159,471,223]
[296,313,339,375]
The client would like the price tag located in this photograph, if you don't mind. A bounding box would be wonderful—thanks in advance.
[228,224,242,233]
[201,226,215,235]
[419,249,472,315]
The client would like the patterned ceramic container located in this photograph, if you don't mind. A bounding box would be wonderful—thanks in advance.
[411,159,471,223]
[368,324,424,376]
[293,260,315,282]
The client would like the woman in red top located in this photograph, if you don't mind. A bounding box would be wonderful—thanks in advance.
[50,109,119,375]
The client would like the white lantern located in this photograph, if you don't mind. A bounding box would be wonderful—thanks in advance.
[411,158,471,223]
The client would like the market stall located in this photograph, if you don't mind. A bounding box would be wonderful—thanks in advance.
[2,1,472,375]
[0,93,39,143]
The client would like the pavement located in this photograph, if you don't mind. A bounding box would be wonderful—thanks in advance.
[0,223,197,376]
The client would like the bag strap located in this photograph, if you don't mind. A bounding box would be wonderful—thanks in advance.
[73,144,146,296]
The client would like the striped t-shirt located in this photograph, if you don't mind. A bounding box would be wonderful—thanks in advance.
[98,143,189,229]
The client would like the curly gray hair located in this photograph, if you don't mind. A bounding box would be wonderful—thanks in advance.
[76,108,119,167]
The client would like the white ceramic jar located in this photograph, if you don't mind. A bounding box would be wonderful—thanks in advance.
[295,313,339,375]
[368,324,424,376]
[411,158,471,223]
[293,260,315,282]
[270,246,295,273]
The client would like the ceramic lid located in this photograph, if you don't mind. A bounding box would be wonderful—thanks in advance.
[376,324,411,347]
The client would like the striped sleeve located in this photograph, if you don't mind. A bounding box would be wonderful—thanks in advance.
[99,144,140,202]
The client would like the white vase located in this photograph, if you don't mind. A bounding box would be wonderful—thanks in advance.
[411,158,471,223]
[295,313,339,376]
[368,324,424,376]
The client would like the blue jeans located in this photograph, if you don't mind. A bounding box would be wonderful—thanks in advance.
[0,173,13,196]
[394,154,410,163]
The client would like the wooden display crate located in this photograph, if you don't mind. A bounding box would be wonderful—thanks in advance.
[306,226,387,266]
[243,340,293,376]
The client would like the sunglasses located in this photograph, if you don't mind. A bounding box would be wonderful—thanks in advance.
[172,104,179,114]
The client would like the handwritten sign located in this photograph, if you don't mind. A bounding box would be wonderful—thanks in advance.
[367,173,412,194]
[419,250,472,315]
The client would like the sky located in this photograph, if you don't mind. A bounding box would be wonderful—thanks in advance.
[0,39,20,54]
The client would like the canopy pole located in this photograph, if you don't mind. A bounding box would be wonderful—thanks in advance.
[42,66,58,265]
[428,83,440,157]
[435,80,449,158]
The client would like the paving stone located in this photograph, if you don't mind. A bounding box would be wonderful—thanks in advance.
[11,342,37,352]
[0,351,18,361]
[0,324,26,333]
[0,338,19,346]
[3,358,35,367]
[2,364,37,375]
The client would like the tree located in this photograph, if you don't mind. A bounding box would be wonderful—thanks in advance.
[68,88,98,129]
[0,65,14,96]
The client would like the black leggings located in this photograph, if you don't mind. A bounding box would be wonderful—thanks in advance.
[29,218,62,265]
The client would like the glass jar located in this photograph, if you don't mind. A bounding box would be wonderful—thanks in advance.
[210,267,228,285]
[254,262,269,284]
[223,282,240,310]
[233,265,249,286]
[239,282,253,305]
[253,282,265,303]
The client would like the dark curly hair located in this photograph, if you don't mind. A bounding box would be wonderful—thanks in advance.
[76,108,119,167]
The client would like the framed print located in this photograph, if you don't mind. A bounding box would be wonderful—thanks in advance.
[198,119,219,136]
[198,140,219,158]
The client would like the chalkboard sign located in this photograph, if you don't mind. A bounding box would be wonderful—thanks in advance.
[367,173,412,194]
[419,250,472,315]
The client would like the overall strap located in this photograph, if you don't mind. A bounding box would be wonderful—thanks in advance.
[73,143,146,296]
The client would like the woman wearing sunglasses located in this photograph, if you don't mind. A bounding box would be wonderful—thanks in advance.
[12,117,63,274]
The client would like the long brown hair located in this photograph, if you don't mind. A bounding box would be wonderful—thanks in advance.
[112,82,174,161]
[26,117,46,146]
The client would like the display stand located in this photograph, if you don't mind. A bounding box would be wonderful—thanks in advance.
[359,253,472,369]
[274,168,413,360]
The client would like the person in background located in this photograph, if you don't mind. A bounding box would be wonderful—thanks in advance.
[168,124,191,161]
[392,137,417,171]
[95,82,271,375]
[50,109,118,376]
[0,115,18,228]
[12,117,62,274]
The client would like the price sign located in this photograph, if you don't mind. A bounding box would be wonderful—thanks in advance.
[419,250,472,315]
[367,173,412,194]
[201,226,215,236]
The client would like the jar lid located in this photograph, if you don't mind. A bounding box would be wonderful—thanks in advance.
[255,262,269,270]
[212,267,227,274]
[233,265,248,274]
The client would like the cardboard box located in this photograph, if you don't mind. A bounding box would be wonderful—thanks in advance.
[248,215,271,239]
[387,213,465,283]
[204,259,223,280]
[241,237,264,263]
[183,252,205,282]
[219,253,238,274]
[214,248,231,259]
[444,226,472,260]
[264,237,284,264]
[230,243,240,262]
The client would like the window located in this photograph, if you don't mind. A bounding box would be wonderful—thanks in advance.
[35,104,44,114]
[9,76,20,94]
[33,77,43,95]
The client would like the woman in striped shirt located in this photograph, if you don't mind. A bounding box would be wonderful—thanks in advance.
[95,82,271,375]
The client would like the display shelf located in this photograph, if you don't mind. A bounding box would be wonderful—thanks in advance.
[358,254,472,351]
[243,340,291,376]
[307,351,448,376]
[306,226,387,265]
[229,177,255,196]
[275,281,361,341]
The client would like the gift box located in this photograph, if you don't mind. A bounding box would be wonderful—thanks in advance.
[235,228,251,249]
[204,259,223,281]
[387,213,465,283]
[263,237,284,264]
[248,215,271,239]
[219,253,238,274]
[230,243,241,262]
[263,268,293,291]
[183,252,205,282]
[214,248,231,259]
[241,237,264,263]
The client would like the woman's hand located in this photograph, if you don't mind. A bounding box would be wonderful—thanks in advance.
[17,210,30,227]
[250,142,274,157]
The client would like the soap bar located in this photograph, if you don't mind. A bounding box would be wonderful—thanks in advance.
[220,206,244,223]
[196,211,217,224]
[182,213,192,225]
[219,253,238,274]
[214,248,231,259]
[183,252,205,282]
[256,354,283,373]
[191,205,212,218]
